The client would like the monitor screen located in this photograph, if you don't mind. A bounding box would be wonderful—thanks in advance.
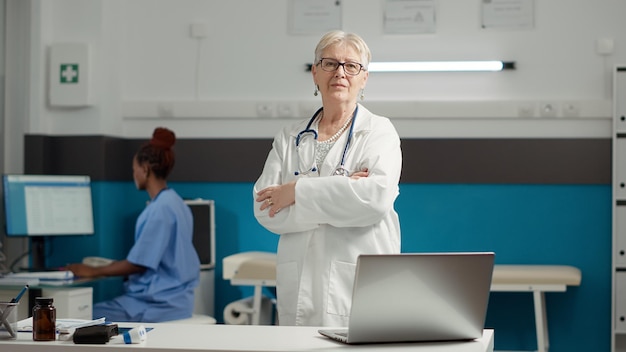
[185,199,215,269]
[3,174,95,236]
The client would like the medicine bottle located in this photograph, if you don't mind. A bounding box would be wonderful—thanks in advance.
[32,297,56,341]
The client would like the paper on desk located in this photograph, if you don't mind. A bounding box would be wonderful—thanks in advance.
[17,317,106,333]
[0,276,39,285]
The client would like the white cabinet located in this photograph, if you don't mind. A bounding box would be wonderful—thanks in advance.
[194,269,215,317]
[613,65,626,352]
[616,206,626,266]
[617,272,626,334]
[41,287,93,320]
[0,286,93,321]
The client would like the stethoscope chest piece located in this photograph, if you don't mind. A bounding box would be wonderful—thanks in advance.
[332,167,350,177]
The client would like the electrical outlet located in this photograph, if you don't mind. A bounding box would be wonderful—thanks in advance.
[562,101,581,117]
[157,103,174,118]
[277,103,297,118]
[517,102,536,118]
[256,103,274,117]
[539,102,558,118]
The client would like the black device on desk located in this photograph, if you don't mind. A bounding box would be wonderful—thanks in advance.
[2,174,95,271]
[73,324,119,344]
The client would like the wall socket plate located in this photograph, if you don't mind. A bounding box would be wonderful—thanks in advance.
[539,102,558,118]
[277,103,297,118]
[517,102,536,118]
[562,101,581,117]
[256,103,274,117]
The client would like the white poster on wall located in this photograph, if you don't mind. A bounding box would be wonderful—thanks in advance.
[481,0,534,30]
[288,0,342,35]
[383,0,437,34]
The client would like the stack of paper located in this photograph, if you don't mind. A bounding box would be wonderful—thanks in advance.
[18,317,106,333]
[0,276,39,285]
[7,271,74,281]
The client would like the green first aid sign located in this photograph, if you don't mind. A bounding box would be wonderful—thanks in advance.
[60,64,79,83]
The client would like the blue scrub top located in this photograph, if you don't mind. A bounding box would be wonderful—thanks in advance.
[114,188,200,322]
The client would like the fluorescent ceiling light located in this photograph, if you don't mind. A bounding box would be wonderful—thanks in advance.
[367,61,515,72]
[305,61,515,72]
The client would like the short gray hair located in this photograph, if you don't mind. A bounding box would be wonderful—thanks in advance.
[314,30,371,69]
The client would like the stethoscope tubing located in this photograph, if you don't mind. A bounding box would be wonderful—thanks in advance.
[295,105,358,176]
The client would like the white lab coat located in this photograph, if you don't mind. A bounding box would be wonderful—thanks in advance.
[253,104,402,327]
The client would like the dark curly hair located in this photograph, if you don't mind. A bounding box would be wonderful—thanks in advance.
[135,127,176,179]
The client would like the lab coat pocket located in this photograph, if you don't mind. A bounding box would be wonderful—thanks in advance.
[276,261,299,317]
[327,260,356,317]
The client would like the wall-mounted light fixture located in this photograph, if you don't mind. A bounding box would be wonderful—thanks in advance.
[368,61,515,72]
[306,61,515,72]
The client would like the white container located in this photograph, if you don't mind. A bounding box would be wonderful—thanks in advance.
[0,301,18,339]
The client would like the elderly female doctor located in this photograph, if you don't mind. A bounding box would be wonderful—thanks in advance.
[254,30,402,327]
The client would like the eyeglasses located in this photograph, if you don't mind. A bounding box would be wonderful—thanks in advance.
[317,58,365,76]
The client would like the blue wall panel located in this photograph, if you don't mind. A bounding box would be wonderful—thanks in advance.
[396,184,611,351]
[45,182,610,352]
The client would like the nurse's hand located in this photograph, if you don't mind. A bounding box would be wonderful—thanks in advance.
[65,263,99,278]
[257,181,296,217]
[350,168,369,180]
[65,259,144,278]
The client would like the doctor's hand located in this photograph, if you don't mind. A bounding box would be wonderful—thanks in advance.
[257,181,296,217]
[350,168,369,180]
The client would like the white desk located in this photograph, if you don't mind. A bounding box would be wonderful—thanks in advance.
[0,323,494,352]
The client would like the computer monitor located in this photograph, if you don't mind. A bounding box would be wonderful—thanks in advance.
[2,174,95,269]
[184,199,215,270]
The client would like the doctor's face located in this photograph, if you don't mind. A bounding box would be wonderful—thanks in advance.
[132,157,148,190]
[312,44,368,104]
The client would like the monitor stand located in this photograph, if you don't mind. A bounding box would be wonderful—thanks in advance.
[30,236,46,271]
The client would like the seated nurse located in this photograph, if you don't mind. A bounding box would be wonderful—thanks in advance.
[66,127,200,323]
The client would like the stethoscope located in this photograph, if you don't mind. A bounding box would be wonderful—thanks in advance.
[294,105,358,177]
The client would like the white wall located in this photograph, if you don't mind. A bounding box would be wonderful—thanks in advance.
[5,0,626,171]
[122,0,622,100]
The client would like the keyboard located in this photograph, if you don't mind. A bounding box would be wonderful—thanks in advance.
[20,266,67,272]
[7,270,74,280]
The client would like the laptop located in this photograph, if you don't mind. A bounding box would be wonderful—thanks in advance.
[318,252,495,344]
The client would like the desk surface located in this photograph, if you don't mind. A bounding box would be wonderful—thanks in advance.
[0,323,494,352]
[0,276,113,290]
